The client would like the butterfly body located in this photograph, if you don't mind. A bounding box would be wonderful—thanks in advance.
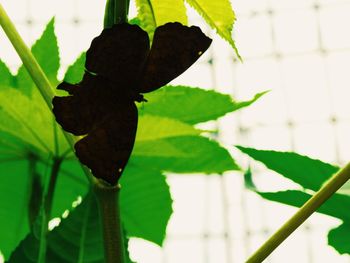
[53,22,212,185]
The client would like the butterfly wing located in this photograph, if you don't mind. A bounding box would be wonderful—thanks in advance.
[74,101,138,185]
[52,73,108,136]
[85,23,150,89]
[138,22,212,93]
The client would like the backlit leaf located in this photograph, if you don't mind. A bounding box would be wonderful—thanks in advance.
[135,0,187,39]
[131,136,240,173]
[15,18,60,95]
[237,146,339,191]
[0,59,14,87]
[142,86,266,124]
[185,0,240,58]
[328,223,350,255]
[63,53,85,84]
[258,190,350,221]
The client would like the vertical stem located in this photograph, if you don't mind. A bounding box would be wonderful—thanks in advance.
[94,182,126,263]
[104,0,128,28]
[44,157,63,219]
[246,162,350,263]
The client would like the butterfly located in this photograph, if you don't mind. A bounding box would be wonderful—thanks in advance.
[52,22,212,185]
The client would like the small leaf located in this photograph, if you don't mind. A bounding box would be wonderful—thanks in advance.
[244,166,257,191]
[63,53,86,84]
[143,86,266,124]
[258,190,350,221]
[237,146,339,191]
[135,0,188,39]
[328,223,350,255]
[185,0,240,58]
[131,136,240,173]
[16,18,60,95]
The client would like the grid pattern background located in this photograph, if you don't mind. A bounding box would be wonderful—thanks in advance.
[1,0,350,262]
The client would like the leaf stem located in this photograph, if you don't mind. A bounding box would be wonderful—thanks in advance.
[44,157,63,219]
[94,182,126,263]
[0,3,94,184]
[246,162,350,263]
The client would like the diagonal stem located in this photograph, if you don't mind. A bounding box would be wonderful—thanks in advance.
[0,3,94,184]
[246,162,350,263]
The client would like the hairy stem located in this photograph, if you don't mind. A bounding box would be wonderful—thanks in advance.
[246,162,350,263]
[94,182,126,263]
[0,3,94,184]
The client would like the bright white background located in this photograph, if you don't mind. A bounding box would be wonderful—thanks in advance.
[1,0,350,262]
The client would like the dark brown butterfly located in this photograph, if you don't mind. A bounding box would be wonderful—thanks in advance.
[52,22,212,185]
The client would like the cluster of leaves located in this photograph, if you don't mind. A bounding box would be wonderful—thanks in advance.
[238,146,350,255]
[0,19,263,261]
[135,0,240,58]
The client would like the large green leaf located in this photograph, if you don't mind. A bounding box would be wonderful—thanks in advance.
[142,86,266,124]
[7,193,135,263]
[237,146,339,191]
[120,165,172,245]
[131,136,239,173]
[0,160,31,259]
[15,18,60,95]
[135,0,188,38]
[185,0,240,58]
[328,223,350,255]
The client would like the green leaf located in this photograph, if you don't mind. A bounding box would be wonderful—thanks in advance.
[328,223,350,255]
[237,146,339,192]
[185,0,240,58]
[0,89,69,155]
[258,190,350,221]
[135,0,187,39]
[244,166,257,191]
[120,165,172,245]
[0,59,14,87]
[136,115,200,141]
[142,86,266,124]
[50,159,88,219]
[63,53,86,84]
[15,18,60,95]
[8,193,135,263]
[131,136,239,173]
[0,160,31,259]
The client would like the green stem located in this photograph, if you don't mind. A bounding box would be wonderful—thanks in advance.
[44,157,63,219]
[94,182,126,263]
[246,162,350,263]
[104,0,128,28]
[0,3,94,184]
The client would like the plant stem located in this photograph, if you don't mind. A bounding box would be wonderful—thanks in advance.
[104,0,128,28]
[94,182,126,263]
[246,162,350,263]
[0,3,94,184]
[44,157,63,219]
